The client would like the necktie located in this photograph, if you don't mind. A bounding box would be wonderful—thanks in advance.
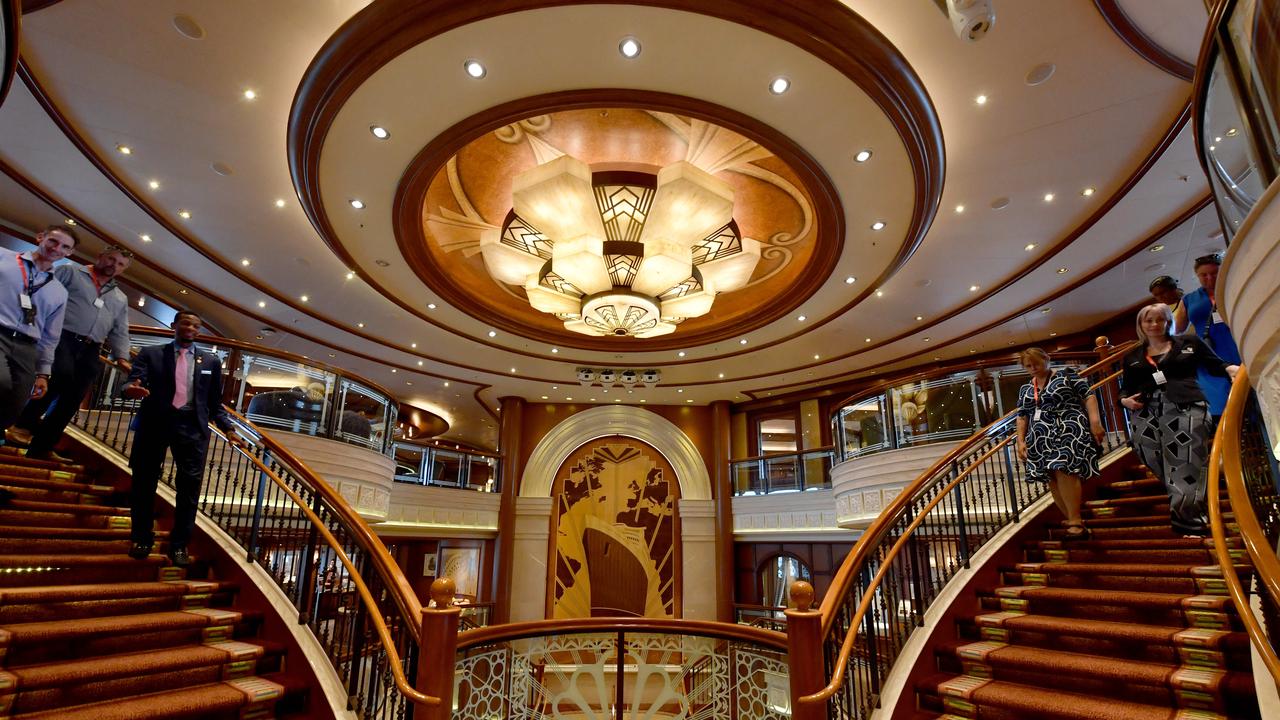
[173,348,189,409]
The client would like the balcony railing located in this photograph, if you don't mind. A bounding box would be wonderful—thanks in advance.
[730,447,835,496]
[392,441,500,492]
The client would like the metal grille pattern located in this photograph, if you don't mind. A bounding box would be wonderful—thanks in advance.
[502,214,553,259]
[691,222,742,264]
[595,183,654,242]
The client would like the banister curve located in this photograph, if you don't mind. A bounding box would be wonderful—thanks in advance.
[456,616,787,652]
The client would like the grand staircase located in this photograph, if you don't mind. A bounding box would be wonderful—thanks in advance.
[0,445,311,719]
[914,464,1260,720]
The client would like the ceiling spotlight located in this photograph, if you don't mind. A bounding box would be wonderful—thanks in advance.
[417,360,424,366]
[272,199,285,209]
[854,149,872,163]
[871,221,886,231]
[140,234,152,242]
[1043,193,1055,202]
[677,389,684,393]
[427,303,437,309]
[739,338,748,345]
[178,209,191,219]
[797,315,807,322]
[345,271,355,280]
[356,322,365,328]
[955,204,965,213]
[178,288,189,295]
[875,290,884,297]
[240,258,252,267]
[412,343,418,348]
[864,337,872,343]
[769,76,791,95]
[1209,145,1216,151]
[116,144,132,155]
[619,37,641,58]
[300,294,309,302]
[677,351,686,357]
[915,315,923,321]
[369,125,390,140]
[1041,307,1052,314]
[845,276,856,285]
[464,59,487,78]
[137,297,145,307]
[391,369,397,373]
[1050,331,1058,337]
[64,218,76,226]
[1056,267,1068,274]
[969,349,978,354]
[257,300,266,308]
[1024,243,1036,251]
[969,284,979,292]
[349,199,365,209]
[509,368,517,373]
[923,337,931,342]
[487,330,496,338]
[718,373,725,378]
[813,354,820,360]
[148,180,160,190]
[243,89,257,100]
[541,395,549,400]
[1226,127,1238,136]
[975,94,988,105]
[1214,136,1222,143]
[1081,187,1095,197]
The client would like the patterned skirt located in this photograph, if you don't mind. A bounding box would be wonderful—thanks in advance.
[1024,407,1101,483]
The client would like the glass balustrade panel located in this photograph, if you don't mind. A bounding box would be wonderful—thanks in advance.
[236,353,335,438]
[335,378,391,453]
[393,443,426,484]
[891,375,979,448]
[429,449,467,487]
[838,397,889,461]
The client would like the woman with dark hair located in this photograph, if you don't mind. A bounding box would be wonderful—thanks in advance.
[1120,304,1237,537]
[1015,347,1105,538]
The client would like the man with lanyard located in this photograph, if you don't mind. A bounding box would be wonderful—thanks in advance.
[7,246,133,461]
[0,226,75,446]
[1182,253,1239,423]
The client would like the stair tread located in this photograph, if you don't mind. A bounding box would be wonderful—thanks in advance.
[1009,561,1244,576]
[3,498,129,515]
[0,525,167,540]
[0,553,170,566]
[0,580,237,604]
[10,640,281,687]
[919,674,1227,720]
[0,474,113,494]
[1033,537,1236,550]
[14,674,292,720]
[986,585,1234,609]
[968,611,1248,647]
[1,608,258,643]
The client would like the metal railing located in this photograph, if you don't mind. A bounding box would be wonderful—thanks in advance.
[735,603,789,632]
[71,358,439,719]
[1208,365,1280,686]
[786,341,1136,719]
[392,441,500,492]
[730,447,835,496]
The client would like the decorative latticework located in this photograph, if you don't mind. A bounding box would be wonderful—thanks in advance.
[691,222,743,264]
[582,303,660,337]
[502,214,553,259]
[596,183,655,243]
[539,270,581,297]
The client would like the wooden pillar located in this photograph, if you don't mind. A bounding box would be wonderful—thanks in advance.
[711,399,735,622]
[491,396,524,624]
[785,580,827,720]
[415,578,460,720]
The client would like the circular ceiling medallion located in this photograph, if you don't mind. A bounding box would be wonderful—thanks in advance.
[399,103,834,348]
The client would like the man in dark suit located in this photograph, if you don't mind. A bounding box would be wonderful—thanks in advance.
[122,310,243,566]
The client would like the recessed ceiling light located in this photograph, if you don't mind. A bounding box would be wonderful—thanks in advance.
[923,337,931,342]
[148,180,160,190]
[172,14,205,40]
[345,271,355,280]
[813,354,820,360]
[136,297,146,307]
[464,59,487,78]
[1214,136,1222,142]
[178,209,191,219]
[969,349,977,354]
[406,381,413,386]
[619,37,641,58]
[955,204,965,213]
[178,288,189,295]
[370,125,390,140]
[769,76,791,94]
[854,149,872,163]
[797,315,806,322]
[1226,127,1238,136]
[349,199,365,209]
[417,360,424,366]
[1050,331,1058,337]
[915,315,923,321]
[487,330,496,338]
[509,368,516,373]
[255,335,263,340]
[116,144,132,155]
[1149,244,1165,253]
[1024,243,1036,251]
[1041,307,1052,314]
[845,276,856,285]
[140,233,152,242]
[274,199,286,208]
[64,218,76,226]
[356,322,365,328]
[739,338,748,345]
[871,221,886,231]
[442,381,448,386]
[1081,187,1095,197]
[1056,267,1068,274]
[686,399,693,403]
[718,373,725,378]
[969,284,979,292]
[374,259,390,267]
[243,89,257,100]
[300,294,309,302]
[210,162,233,176]
[875,290,884,297]
[590,398,597,402]
[1025,62,1056,86]
[991,197,1010,210]
[975,94,988,105]
[541,395,549,400]
[427,303,437,310]
[1043,193,1055,202]
[391,369,397,373]
[677,389,684,393]
[257,300,266,308]
[240,258,251,267]
[677,351,686,357]
[412,343,418,348]
[864,337,872,343]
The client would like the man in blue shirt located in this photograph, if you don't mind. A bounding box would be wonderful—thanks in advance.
[1183,252,1239,421]
[0,226,76,443]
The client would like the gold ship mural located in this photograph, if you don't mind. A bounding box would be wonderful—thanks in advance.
[552,438,679,618]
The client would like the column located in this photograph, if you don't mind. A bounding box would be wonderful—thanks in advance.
[710,400,735,622]
[508,496,554,622]
[679,498,718,619]
[491,396,524,624]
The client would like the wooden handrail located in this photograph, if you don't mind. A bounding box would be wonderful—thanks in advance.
[800,435,1015,704]
[456,616,788,652]
[1207,365,1280,683]
[210,421,440,708]
[730,446,836,464]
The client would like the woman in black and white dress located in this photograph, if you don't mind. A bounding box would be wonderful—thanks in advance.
[1015,348,1106,538]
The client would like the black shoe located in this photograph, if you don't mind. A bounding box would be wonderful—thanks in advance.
[168,547,191,567]
[128,542,153,560]
[0,488,14,507]
[26,449,72,464]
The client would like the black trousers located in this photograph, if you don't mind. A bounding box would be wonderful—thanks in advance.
[0,332,38,432]
[17,331,104,455]
[128,407,210,548]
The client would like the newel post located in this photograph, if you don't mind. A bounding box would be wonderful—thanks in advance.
[785,580,827,720]
[416,578,460,720]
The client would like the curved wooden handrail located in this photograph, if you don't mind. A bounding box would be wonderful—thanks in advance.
[1207,364,1280,683]
[223,407,425,625]
[211,418,440,708]
[456,616,787,652]
[813,339,1136,660]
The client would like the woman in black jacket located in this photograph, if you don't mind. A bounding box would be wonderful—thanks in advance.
[1120,304,1238,536]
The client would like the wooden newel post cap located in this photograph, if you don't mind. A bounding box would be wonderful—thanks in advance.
[790,580,815,611]
[1095,336,1109,350]
[429,577,456,608]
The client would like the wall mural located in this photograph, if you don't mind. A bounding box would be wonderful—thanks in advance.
[551,436,680,618]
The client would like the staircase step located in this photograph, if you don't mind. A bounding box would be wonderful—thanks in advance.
[0,472,113,497]
[1101,477,1162,494]
[13,672,303,720]
[7,640,285,715]
[917,673,1229,720]
[981,587,1237,628]
[0,526,166,541]
[0,580,238,623]
[0,447,85,473]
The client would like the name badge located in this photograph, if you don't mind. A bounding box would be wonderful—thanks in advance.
[200,369,212,375]
[93,297,105,308]
[1033,409,1043,421]
[18,293,31,310]
[1152,370,1167,385]
[1211,311,1224,325]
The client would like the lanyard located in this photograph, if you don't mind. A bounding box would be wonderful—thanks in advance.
[16,255,51,297]
[1144,352,1160,370]
[1032,374,1050,405]
[89,266,108,295]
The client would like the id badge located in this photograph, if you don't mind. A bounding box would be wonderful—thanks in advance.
[1152,370,1167,385]
[93,297,105,309]
[1211,310,1224,325]
[18,293,31,310]
[1033,409,1042,421]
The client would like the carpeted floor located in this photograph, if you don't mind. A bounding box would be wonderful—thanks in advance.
[914,464,1261,720]
[0,446,307,719]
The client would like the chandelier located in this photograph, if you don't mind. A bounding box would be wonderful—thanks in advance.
[478,156,761,338]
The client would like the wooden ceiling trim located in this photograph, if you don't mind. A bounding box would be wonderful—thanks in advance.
[1093,0,1196,82]
[0,0,17,108]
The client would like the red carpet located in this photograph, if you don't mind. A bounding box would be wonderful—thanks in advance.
[914,463,1261,719]
[0,447,308,718]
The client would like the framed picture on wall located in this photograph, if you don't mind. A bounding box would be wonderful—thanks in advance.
[439,546,480,598]
[423,553,437,576]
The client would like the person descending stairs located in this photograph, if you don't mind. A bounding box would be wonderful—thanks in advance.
[914,463,1260,720]
[0,445,310,719]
